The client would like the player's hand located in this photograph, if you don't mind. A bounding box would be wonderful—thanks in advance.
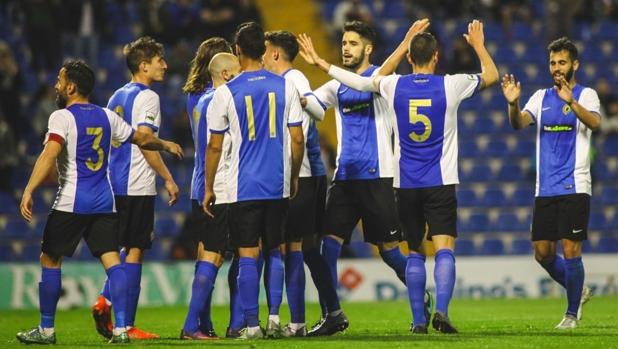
[164,141,184,159]
[165,179,179,206]
[20,191,33,223]
[463,19,484,49]
[501,74,521,105]
[403,18,430,44]
[297,33,320,66]
[554,75,574,105]
[203,189,216,218]
[290,177,299,199]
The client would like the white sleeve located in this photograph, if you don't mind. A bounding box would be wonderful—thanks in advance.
[378,75,399,101]
[105,108,135,144]
[207,87,231,134]
[523,89,545,124]
[579,88,602,117]
[312,79,339,110]
[327,65,378,92]
[287,80,303,126]
[445,74,481,102]
[44,110,70,144]
[134,90,161,131]
[285,70,324,121]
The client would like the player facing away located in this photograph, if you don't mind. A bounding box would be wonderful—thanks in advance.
[296,20,432,335]
[501,37,599,329]
[298,19,499,333]
[262,30,347,337]
[180,37,234,340]
[16,60,183,345]
[204,21,305,340]
[92,36,179,340]
[180,52,241,340]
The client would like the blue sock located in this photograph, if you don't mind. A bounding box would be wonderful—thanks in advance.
[564,256,585,317]
[434,249,456,315]
[100,249,125,301]
[238,257,259,327]
[183,261,218,333]
[265,249,284,315]
[321,236,341,290]
[406,254,427,326]
[228,258,244,330]
[539,255,567,288]
[199,265,219,332]
[304,247,340,317]
[107,264,128,328]
[123,262,142,327]
[380,247,407,285]
[39,267,61,329]
[286,251,305,323]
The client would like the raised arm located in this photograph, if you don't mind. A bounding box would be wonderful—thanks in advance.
[501,74,534,130]
[297,33,380,93]
[376,18,430,76]
[554,75,601,130]
[463,20,499,90]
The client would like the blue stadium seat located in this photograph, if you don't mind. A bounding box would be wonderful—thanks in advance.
[495,212,521,232]
[0,193,17,214]
[463,164,493,182]
[459,141,478,158]
[480,189,506,207]
[497,163,524,181]
[511,187,534,206]
[461,213,490,232]
[603,137,618,156]
[457,189,477,207]
[0,242,15,261]
[484,140,509,157]
[3,219,34,238]
[18,242,41,261]
[588,212,606,231]
[595,237,618,253]
[592,162,613,181]
[511,239,532,255]
[454,239,476,256]
[511,139,535,157]
[582,239,594,253]
[595,21,618,40]
[479,239,505,255]
[601,186,618,205]
[155,218,178,237]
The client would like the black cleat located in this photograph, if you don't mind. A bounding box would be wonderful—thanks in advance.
[307,312,349,336]
[432,312,458,334]
[225,327,242,339]
[411,325,428,334]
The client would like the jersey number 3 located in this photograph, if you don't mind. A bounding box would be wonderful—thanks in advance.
[86,127,104,171]
[409,99,432,142]
[245,92,276,141]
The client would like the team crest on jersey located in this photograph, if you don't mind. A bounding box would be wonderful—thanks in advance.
[562,104,572,115]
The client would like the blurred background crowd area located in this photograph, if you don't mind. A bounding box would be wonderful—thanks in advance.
[0,0,617,262]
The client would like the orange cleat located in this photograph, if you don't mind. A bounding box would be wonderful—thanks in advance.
[127,327,160,340]
[91,295,113,339]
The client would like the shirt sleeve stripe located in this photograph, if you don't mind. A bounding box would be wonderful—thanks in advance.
[46,133,65,145]
[288,121,303,127]
[209,127,229,134]
[137,122,159,132]
[523,109,537,124]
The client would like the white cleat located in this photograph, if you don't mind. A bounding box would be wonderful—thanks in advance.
[576,286,592,320]
[555,315,578,330]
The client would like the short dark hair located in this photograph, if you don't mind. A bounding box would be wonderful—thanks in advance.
[265,30,299,61]
[409,32,438,66]
[343,21,376,45]
[234,22,265,60]
[547,37,578,61]
[123,36,164,74]
[62,59,95,97]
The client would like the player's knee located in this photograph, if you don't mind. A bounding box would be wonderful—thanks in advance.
[534,252,555,265]
[125,247,144,263]
[287,241,302,252]
[238,247,260,259]
[561,240,582,259]
[40,252,62,268]
[378,241,400,252]
[325,234,344,245]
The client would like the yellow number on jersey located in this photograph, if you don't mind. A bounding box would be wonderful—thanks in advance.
[245,93,277,141]
[409,99,432,142]
[192,106,200,140]
[85,127,104,171]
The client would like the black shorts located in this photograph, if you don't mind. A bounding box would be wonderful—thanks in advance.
[42,210,119,258]
[323,178,401,244]
[396,185,458,251]
[286,176,326,243]
[228,199,289,250]
[531,193,590,242]
[115,195,155,250]
[191,200,229,253]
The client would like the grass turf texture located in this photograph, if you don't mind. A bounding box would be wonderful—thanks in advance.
[2,297,616,348]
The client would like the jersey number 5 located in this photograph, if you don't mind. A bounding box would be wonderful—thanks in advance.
[409,99,432,142]
[86,127,104,171]
[245,92,277,141]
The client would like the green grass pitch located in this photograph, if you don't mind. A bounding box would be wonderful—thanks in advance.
[1,297,616,348]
